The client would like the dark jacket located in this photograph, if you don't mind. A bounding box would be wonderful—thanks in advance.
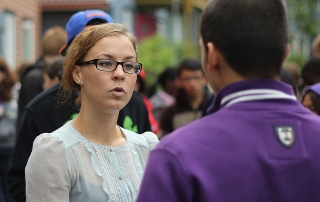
[17,58,45,128]
[160,88,208,137]
[0,180,5,202]
[7,83,151,202]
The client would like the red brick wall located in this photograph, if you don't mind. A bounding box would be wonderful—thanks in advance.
[0,0,41,68]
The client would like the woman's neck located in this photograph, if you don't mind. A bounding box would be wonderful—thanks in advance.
[71,106,126,146]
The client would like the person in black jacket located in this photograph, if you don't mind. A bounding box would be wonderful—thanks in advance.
[7,10,151,202]
[0,180,4,202]
[17,26,67,128]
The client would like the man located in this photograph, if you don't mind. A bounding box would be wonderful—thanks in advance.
[159,58,208,137]
[17,26,66,128]
[137,0,320,201]
[149,66,177,121]
[7,10,151,202]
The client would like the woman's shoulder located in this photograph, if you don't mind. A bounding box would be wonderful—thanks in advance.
[34,121,84,149]
[121,128,159,150]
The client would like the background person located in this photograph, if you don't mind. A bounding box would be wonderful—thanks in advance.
[134,69,160,135]
[0,57,17,202]
[149,67,177,121]
[26,23,158,201]
[17,26,66,128]
[301,57,320,88]
[159,58,208,138]
[42,55,64,90]
[301,82,320,115]
[137,0,320,201]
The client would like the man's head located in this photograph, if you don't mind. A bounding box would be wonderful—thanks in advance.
[61,9,113,56]
[43,55,64,90]
[200,0,289,91]
[301,58,320,86]
[177,58,207,99]
[158,67,177,96]
[42,26,67,58]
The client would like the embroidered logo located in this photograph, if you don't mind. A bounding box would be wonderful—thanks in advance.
[274,126,295,148]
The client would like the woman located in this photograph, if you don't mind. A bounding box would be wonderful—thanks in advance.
[0,57,17,202]
[26,23,158,201]
[301,82,320,115]
[134,69,160,135]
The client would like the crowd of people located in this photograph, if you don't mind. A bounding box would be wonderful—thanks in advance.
[1,0,320,201]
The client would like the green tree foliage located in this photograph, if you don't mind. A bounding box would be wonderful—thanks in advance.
[285,53,307,71]
[137,34,200,88]
[137,35,176,87]
[286,0,319,39]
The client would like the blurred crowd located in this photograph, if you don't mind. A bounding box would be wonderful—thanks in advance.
[1,1,320,201]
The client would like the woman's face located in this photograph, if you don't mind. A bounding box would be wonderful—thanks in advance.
[73,35,137,112]
[302,93,316,114]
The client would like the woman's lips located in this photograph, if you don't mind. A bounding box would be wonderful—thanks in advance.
[110,87,126,96]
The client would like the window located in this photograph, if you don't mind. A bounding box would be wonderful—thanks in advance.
[4,11,16,69]
[0,12,4,57]
[122,8,133,32]
[22,18,35,62]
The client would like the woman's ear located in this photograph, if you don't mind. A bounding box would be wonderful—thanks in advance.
[73,66,82,84]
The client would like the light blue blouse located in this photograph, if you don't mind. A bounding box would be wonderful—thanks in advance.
[26,121,159,202]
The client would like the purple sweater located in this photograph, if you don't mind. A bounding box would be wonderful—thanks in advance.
[137,79,320,202]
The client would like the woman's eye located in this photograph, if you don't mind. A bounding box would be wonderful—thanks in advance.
[124,63,134,69]
[100,61,113,67]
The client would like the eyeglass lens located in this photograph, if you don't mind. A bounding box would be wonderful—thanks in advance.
[96,59,141,74]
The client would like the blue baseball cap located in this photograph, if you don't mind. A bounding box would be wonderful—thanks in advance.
[61,9,113,56]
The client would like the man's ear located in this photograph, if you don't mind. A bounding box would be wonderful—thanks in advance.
[73,66,82,84]
[207,42,219,72]
[283,44,291,62]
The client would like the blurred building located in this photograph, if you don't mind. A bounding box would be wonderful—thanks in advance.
[0,0,206,70]
[135,0,206,44]
[0,0,40,70]
[41,0,109,34]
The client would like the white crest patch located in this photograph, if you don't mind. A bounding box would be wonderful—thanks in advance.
[274,126,295,148]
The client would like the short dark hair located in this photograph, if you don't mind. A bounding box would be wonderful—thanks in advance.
[177,58,203,77]
[200,0,288,78]
[158,67,177,87]
[43,56,64,79]
[301,58,320,86]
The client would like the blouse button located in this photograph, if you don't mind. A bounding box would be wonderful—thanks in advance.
[110,149,113,152]
[119,176,122,180]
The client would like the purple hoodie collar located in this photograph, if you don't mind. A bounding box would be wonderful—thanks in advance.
[207,79,296,114]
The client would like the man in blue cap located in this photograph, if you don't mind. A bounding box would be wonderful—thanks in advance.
[7,10,151,202]
[60,9,113,56]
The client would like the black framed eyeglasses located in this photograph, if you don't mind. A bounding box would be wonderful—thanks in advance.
[76,59,142,74]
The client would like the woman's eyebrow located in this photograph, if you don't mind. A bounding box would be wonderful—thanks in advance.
[96,54,136,60]
[96,54,113,58]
